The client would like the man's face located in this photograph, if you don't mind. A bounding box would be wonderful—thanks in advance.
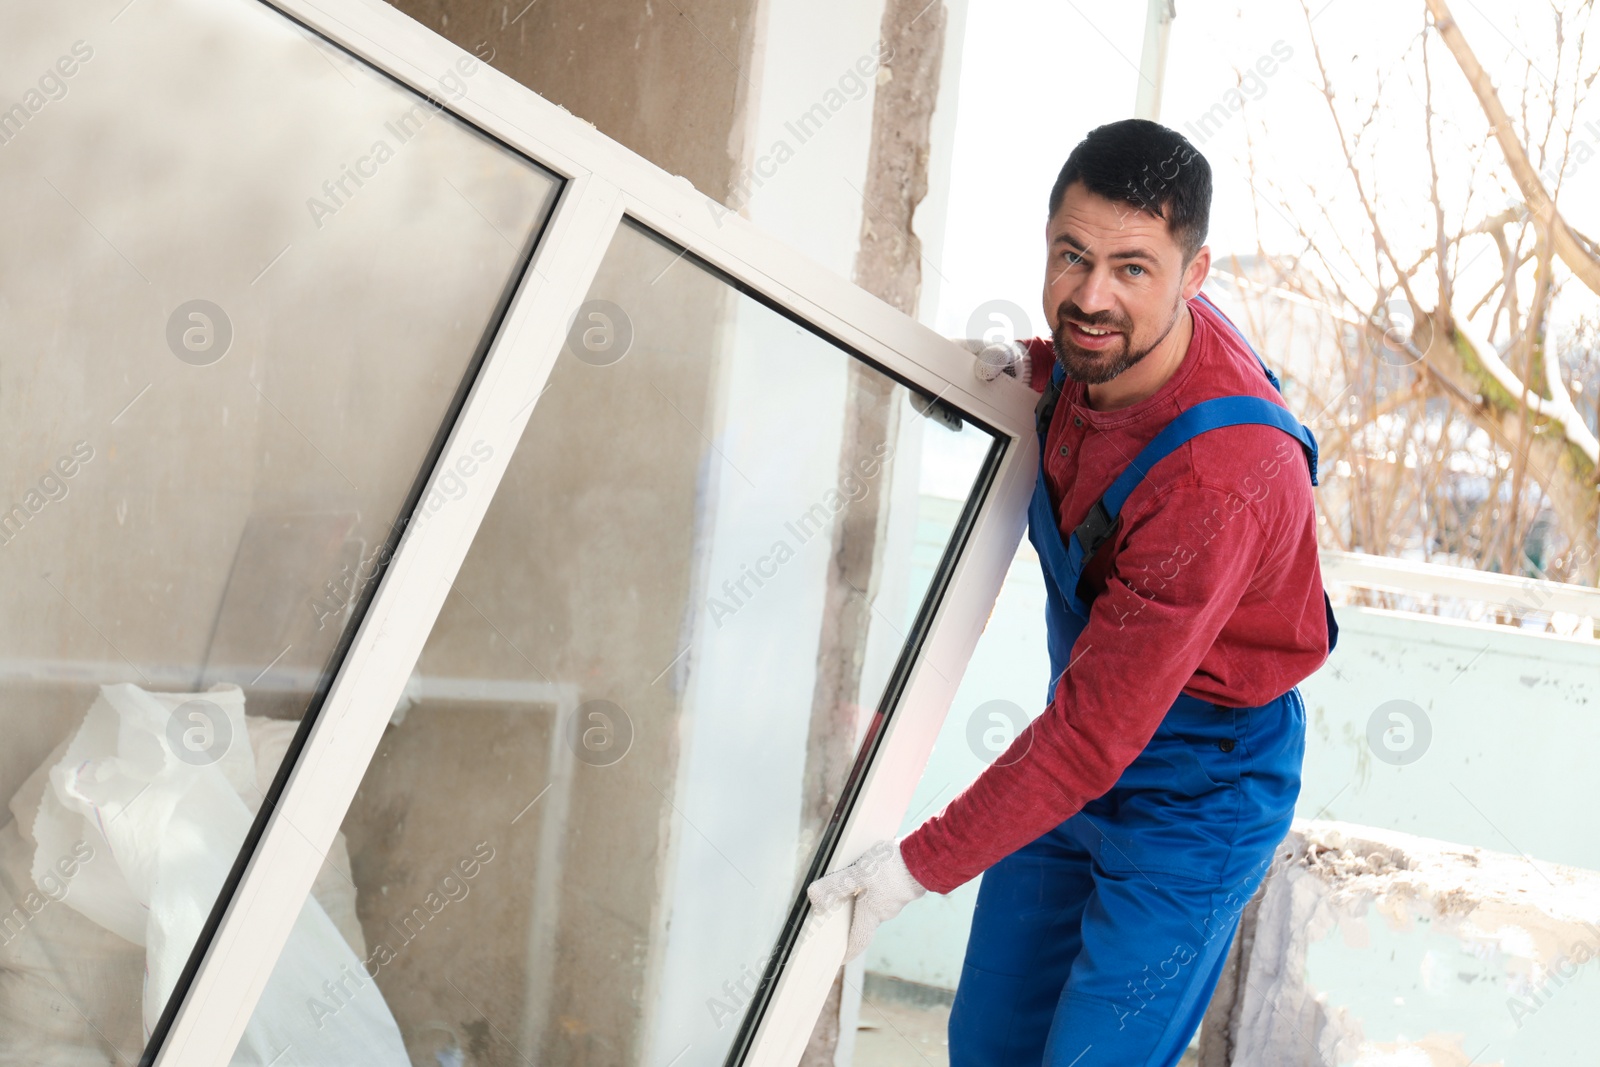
[1042,181,1206,384]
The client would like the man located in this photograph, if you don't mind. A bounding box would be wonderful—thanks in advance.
[807,118,1333,1066]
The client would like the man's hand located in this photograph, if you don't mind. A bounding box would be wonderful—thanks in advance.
[959,337,1031,383]
[805,839,927,963]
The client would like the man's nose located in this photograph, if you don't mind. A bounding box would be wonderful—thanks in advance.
[1071,266,1116,316]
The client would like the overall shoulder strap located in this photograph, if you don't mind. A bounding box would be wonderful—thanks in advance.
[1071,396,1319,560]
[1036,360,1066,438]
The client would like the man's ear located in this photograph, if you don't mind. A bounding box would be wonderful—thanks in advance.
[1181,244,1211,301]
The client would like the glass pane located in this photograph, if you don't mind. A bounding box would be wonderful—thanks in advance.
[237,219,997,1065]
[0,0,556,1061]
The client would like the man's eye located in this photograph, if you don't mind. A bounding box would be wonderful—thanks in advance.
[1125,263,1145,276]
[1062,251,1084,267]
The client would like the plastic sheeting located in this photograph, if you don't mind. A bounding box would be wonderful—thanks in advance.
[4,683,407,1066]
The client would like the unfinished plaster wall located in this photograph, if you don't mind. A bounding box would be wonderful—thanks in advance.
[1204,821,1600,1066]
[384,0,761,203]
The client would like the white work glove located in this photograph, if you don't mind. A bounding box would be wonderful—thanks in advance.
[959,337,1031,383]
[805,839,927,963]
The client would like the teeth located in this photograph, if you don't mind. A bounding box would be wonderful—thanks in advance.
[1080,326,1109,335]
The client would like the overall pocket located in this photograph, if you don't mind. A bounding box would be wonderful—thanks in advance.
[1165,705,1246,790]
[1086,698,1245,883]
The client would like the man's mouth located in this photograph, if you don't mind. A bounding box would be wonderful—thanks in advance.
[1063,320,1123,348]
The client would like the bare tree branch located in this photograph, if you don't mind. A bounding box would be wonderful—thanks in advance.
[1426,0,1600,296]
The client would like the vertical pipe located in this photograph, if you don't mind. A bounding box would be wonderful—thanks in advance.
[1136,0,1176,121]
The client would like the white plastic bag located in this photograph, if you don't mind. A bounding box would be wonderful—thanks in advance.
[28,683,408,1065]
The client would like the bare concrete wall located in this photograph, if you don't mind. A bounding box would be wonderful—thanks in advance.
[384,0,761,202]
[342,701,554,1066]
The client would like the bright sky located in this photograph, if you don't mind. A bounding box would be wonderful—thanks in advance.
[930,0,1600,345]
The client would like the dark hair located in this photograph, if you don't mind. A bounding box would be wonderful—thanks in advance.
[1047,119,1211,261]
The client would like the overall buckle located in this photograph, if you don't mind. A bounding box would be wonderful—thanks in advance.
[1073,499,1117,555]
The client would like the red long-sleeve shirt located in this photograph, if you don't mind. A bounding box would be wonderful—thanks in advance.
[899,293,1330,895]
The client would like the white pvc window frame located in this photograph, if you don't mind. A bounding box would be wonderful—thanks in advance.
[149,1,1042,1064]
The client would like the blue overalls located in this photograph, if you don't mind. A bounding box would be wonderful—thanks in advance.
[948,296,1337,1066]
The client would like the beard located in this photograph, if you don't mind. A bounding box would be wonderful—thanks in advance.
[1051,298,1182,385]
